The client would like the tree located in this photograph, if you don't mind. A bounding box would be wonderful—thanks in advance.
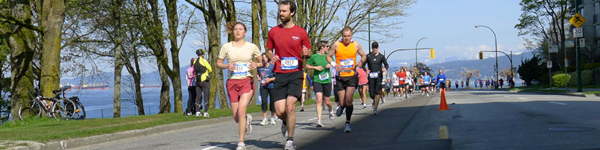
[499,67,516,79]
[518,55,545,86]
[460,68,480,88]
[186,0,229,109]
[515,0,570,68]
[0,0,36,120]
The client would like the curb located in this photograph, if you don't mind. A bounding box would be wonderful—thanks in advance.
[41,115,231,150]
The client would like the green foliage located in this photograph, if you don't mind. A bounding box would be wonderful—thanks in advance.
[583,62,600,70]
[518,55,545,85]
[566,70,595,86]
[552,73,571,87]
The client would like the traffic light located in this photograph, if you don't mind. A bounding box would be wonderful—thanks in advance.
[479,51,483,60]
[430,49,435,58]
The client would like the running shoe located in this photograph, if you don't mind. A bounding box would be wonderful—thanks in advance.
[363,103,367,109]
[246,114,252,135]
[426,93,429,97]
[329,111,334,120]
[271,118,277,125]
[236,142,246,150]
[284,140,296,150]
[203,112,210,117]
[195,112,202,116]
[281,123,287,137]
[186,112,192,116]
[422,92,425,95]
[344,123,352,133]
[300,106,304,112]
[373,110,378,115]
[316,120,324,127]
[260,118,269,126]
[336,107,343,117]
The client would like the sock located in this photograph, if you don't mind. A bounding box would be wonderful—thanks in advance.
[287,137,293,141]
[345,105,353,121]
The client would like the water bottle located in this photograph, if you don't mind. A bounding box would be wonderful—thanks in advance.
[41,100,48,109]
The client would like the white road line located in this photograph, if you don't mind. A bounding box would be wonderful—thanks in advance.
[518,97,527,100]
[548,102,567,105]
[202,144,226,150]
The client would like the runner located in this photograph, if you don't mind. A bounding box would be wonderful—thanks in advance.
[422,72,432,97]
[326,26,367,133]
[356,66,368,109]
[403,67,411,97]
[257,53,277,126]
[396,68,407,100]
[300,72,312,112]
[216,22,262,150]
[392,73,400,100]
[265,1,311,149]
[305,40,334,127]
[363,41,388,114]
[436,69,447,92]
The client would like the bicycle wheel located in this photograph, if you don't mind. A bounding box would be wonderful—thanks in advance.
[52,99,75,120]
[71,100,86,120]
[19,100,42,121]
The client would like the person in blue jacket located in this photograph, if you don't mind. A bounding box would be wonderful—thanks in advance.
[436,69,447,91]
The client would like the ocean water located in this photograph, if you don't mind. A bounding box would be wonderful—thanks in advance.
[66,88,232,118]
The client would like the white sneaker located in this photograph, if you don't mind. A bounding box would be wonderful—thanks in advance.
[316,120,324,127]
[344,123,352,133]
[246,114,252,135]
[363,104,367,109]
[186,112,192,116]
[203,112,210,117]
[270,118,277,125]
[426,93,429,97]
[236,142,246,150]
[329,111,334,120]
[422,92,425,95]
[281,123,287,137]
[195,112,202,116]
[284,140,296,150]
[260,118,269,126]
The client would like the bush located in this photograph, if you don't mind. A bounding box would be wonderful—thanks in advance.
[583,62,600,70]
[567,70,594,86]
[552,73,571,87]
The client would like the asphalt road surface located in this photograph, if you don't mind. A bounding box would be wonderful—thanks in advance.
[72,89,600,150]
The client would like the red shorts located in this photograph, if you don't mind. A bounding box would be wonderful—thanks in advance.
[226,78,253,103]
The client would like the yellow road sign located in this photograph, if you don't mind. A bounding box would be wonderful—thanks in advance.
[569,13,586,28]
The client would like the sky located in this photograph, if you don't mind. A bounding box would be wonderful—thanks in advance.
[177,0,531,69]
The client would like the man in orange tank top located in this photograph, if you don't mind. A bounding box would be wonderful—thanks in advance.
[326,27,367,133]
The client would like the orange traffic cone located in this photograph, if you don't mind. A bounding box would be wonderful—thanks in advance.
[437,89,451,111]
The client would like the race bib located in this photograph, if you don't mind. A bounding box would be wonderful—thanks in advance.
[318,72,330,80]
[399,77,405,81]
[369,72,378,78]
[340,59,354,69]
[281,57,298,70]
[439,79,444,81]
[232,63,249,77]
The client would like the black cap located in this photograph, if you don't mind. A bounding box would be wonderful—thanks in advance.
[371,42,379,49]
[196,49,205,56]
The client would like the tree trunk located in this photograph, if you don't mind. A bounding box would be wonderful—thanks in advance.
[111,0,124,118]
[6,0,36,120]
[252,0,260,105]
[39,0,65,98]
[207,16,225,109]
[124,46,145,115]
[158,61,171,113]
[164,0,182,113]
[259,0,269,51]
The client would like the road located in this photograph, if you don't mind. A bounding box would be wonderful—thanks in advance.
[72,89,600,150]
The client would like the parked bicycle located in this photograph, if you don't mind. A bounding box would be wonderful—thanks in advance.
[18,87,76,120]
[67,95,86,120]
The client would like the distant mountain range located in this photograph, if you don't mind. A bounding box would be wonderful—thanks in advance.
[61,51,535,87]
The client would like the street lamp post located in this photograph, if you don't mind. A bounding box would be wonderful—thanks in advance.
[475,25,498,89]
[415,37,429,76]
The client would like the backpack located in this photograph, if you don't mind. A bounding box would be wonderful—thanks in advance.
[186,66,194,80]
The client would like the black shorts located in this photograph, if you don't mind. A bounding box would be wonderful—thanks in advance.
[367,72,383,97]
[313,82,332,97]
[393,85,400,89]
[273,71,303,101]
[336,74,358,91]
[439,82,446,88]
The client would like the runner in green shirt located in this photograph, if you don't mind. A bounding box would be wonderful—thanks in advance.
[305,40,334,127]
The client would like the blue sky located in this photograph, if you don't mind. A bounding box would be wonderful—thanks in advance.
[178,0,531,69]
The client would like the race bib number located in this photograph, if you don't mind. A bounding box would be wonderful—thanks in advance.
[439,79,444,81]
[281,57,298,70]
[340,59,354,69]
[318,72,330,80]
[232,63,249,77]
[399,77,405,81]
[369,72,378,78]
